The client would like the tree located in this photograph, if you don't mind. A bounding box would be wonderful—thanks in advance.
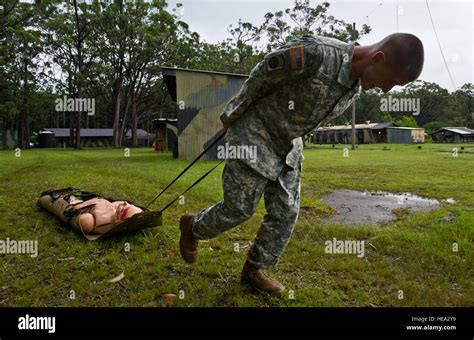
[395,115,418,128]
[41,0,102,148]
[402,81,450,126]
[1,0,48,148]
[450,83,474,128]
[226,19,263,74]
[261,0,370,51]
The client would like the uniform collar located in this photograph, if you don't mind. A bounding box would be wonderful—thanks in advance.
[337,42,359,88]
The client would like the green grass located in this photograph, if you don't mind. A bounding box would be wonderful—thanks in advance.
[0,144,473,307]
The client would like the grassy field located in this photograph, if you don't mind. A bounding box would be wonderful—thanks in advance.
[0,144,473,307]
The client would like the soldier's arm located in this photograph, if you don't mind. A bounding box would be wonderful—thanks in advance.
[220,43,323,127]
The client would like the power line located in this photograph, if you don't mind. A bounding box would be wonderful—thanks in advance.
[356,0,385,27]
[364,15,375,44]
[396,0,398,32]
[425,0,457,90]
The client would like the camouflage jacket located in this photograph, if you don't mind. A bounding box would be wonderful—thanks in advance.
[220,35,361,181]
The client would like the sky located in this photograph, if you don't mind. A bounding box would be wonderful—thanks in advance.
[167,0,474,92]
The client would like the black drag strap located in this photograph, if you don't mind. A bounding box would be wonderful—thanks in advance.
[145,129,226,209]
[157,160,224,214]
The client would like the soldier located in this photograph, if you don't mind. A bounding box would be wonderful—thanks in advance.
[179,33,424,294]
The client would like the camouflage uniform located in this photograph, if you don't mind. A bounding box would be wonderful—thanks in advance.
[192,35,361,269]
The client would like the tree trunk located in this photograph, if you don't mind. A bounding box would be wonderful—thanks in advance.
[73,0,83,149]
[75,86,82,148]
[19,47,29,149]
[1,116,7,150]
[119,90,130,147]
[146,115,150,147]
[112,0,125,149]
[68,77,74,147]
[131,113,138,148]
[131,97,138,148]
[75,106,81,148]
[112,81,122,148]
[69,112,75,147]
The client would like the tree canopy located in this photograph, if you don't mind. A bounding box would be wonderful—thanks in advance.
[1,0,472,149]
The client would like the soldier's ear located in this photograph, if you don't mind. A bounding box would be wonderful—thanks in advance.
[371,51,385,64]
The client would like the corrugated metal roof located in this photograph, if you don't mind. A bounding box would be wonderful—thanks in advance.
[161,66,249,78]
[125,129,150,139]
[42,128,151,138]
[430,127,474,136]
[316,122,396,131]
[162,67,248,103]
[153,118,177,122]
[386,127,424,130]
[42,128,113,137]
[441,127,474,135]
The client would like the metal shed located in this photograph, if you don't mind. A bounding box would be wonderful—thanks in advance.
[162,67,248,160]
[313,123,425,144]
[386,127,425,144]
[430,127,474,143]
[313,122,396,144]
[40,128,154,147]
[152,118,178,156]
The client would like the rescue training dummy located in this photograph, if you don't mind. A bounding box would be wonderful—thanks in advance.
[38,188,161,240]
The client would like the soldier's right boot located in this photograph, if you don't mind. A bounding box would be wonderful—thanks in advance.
[241,259,286,295]
[179,214,198,263]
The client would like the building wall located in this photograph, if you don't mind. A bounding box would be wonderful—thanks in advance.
[155,122,178,152]
[411,129,425,143]
[313,128,424,144]
[386,128,425,144]
[167,124,178,153]
[56,137,113,148]
[386,128,410,144]
[176,70,247,160]
[313,129,373,144]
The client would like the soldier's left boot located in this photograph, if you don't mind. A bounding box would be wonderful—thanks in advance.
[179,214,198,263]
[241,260,285,295]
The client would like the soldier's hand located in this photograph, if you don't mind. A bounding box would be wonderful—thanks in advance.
[223,122,230,132]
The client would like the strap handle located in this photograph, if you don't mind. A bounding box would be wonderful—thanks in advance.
[157,160,224,214]
[144,129,226,209]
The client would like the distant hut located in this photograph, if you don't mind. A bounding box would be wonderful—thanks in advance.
[39,128,153,147]
[152,118,178,156]
[386,127,425,144]
[313,122,425,144]
[430,127,474,143]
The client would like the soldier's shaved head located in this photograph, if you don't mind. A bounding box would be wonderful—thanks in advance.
[351,32,424,93]
[372,33,424,82]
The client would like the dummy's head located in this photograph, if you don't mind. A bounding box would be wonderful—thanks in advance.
[356,33,424,93]
[115,202,143,220]
[79,201,143,234]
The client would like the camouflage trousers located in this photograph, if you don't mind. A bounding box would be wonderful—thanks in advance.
[192,158,301,269]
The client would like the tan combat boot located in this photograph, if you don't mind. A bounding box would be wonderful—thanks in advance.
[241,260,285,295]
[179,214,198,263]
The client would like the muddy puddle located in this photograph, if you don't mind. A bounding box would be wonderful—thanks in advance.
[322,189,455,225]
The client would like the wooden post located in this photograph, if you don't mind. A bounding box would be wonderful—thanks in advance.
[351,22,357,151]
[351,101,356,150]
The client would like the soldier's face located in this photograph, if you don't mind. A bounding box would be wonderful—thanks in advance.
[361,52,410,93]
